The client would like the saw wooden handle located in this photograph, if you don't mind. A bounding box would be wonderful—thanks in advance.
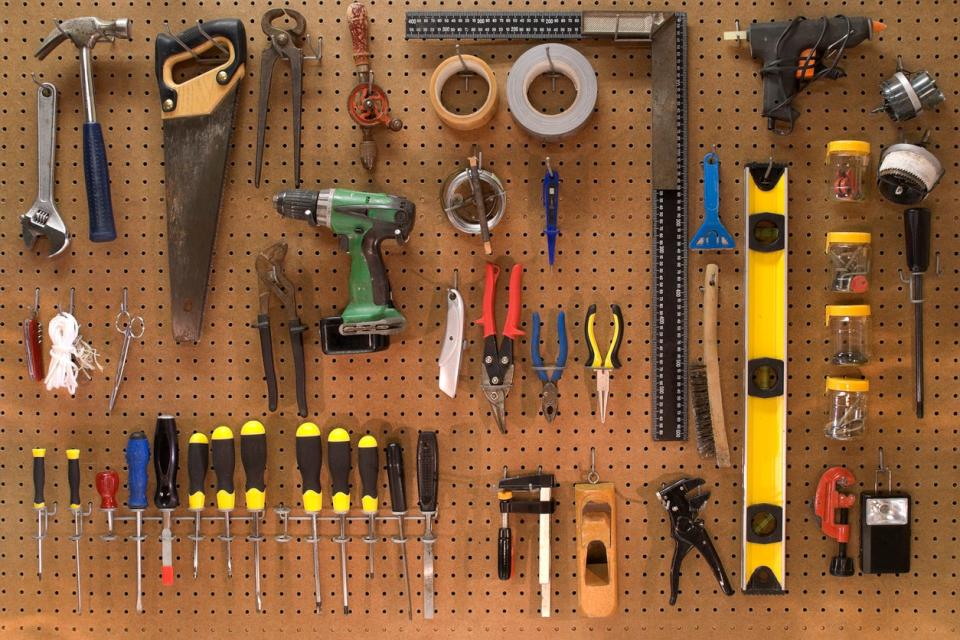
[348,1,371,68]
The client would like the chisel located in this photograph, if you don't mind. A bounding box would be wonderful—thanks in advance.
[154,415,180,586]
[241,420,268,612]
[359,435,380,579]
[295,422,323,613]
[328,427,353,614]
[125,431,150,613]
[417,432,440,619]
[187,432,209,578]
[211,426,236,578]
[386,441,413,620]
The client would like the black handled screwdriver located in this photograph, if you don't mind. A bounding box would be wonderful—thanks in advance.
[417,431,440,619]
[241,420,268,612]
[211,426,236,578]
[903,207,933,418]
[154,415,180,586]
[187,432,209,578]
[32,447,51,580]
[358,435,380,579]
[386,441,413,620]
[66,448,85,612]
[296,422,323,613]
[328,427,353,614]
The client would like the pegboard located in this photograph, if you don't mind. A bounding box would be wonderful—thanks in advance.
[1,0,958,638]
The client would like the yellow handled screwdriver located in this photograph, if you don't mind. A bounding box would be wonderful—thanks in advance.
[584,304,625,424]
[187,432,209,578]
[358,434,380,579]
[296,422,323,613]
[241,420,268,612]
[211,426,236,578]
[328,427,352,614]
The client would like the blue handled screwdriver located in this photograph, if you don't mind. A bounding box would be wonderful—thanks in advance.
[126,431,150,613]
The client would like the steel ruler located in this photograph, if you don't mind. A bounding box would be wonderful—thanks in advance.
[405,9,689,440]
[742,161,788,594]
[405,11,668,41]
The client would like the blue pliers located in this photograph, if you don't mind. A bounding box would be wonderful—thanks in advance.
[531,310,568,422]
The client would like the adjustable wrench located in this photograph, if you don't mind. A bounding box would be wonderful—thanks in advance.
[20,81,69,257]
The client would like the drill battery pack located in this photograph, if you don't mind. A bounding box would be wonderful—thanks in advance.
[320,316,390,355]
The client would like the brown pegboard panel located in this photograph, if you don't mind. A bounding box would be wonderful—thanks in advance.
[1,0,958,638]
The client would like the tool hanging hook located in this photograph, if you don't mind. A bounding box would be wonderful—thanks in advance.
[196,20,231,60]
[587,447,600,484]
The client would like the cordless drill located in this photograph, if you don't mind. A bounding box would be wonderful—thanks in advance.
[724,17,886,133]
[274,188,415,355]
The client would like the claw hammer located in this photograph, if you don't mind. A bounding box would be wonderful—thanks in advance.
[35,17,132,242]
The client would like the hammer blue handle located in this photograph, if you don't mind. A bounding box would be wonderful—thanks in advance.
[83,122,117,242]
[126,431,150,509]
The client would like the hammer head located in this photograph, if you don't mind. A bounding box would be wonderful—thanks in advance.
[35,17,132,58]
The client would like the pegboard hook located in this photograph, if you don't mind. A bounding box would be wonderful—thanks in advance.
[586,447,600,484]
[454,43,475,91]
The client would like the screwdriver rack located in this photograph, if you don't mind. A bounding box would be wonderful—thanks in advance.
[42,504,433,613]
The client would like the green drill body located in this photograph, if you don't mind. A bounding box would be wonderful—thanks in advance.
[273,188,415,331]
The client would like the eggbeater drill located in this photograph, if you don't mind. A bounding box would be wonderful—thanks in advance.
[273,188,415,354]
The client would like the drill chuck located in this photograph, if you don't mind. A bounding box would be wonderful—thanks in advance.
[273,189,333,227]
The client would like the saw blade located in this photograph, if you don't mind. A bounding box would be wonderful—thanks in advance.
[163,90,240,343]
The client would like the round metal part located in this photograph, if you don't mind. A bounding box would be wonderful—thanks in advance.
[878,70,945,122]
[877,143,944,205]
[441,168,506,235]
[347,83,394,128]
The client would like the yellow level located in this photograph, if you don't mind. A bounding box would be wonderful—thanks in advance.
[742,162,788,594]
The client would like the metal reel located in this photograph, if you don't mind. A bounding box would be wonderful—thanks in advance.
[441,167,506,235]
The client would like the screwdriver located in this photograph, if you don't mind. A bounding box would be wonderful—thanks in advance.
[359,434,380,579]
[154,416,180,586]
[32,448,51,580]
[386,440,413,620]
[241,420,267,612]
[903,207,933,418]
[295,422,323,613]
[211,425,236,578]
[126,431,150,613]
[187,432,209,579]
[66,448,85,613]
[95,469,119,541]
[328,427,352,614]
[417,431,440,619]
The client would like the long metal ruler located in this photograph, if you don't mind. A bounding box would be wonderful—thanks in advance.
[405,11,668,41]
[405,9,689,441]
[742,161,788,595]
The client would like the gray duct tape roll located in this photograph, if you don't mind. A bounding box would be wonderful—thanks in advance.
[506,43,598,141]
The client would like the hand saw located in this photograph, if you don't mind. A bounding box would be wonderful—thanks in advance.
[156,20,247,342]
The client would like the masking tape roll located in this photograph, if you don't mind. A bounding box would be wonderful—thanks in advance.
[429,54,498,131]
[506,43,597,141]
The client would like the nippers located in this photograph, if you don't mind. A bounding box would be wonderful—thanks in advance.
[656,477,734,605]
[477,263,524,434]
[255,8,319,188]
[255,241,308,417]
[531,310,567,422]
